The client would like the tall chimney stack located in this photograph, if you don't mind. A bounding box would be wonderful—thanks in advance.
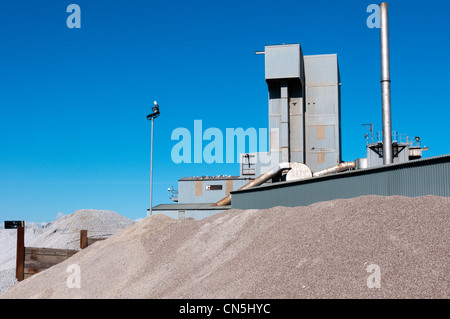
[380,2,393,165]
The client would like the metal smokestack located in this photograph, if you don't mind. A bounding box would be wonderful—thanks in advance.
[380,2,393,164]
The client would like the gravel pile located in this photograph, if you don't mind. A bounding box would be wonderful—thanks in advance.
[0,224,43,295]
[0,209,134,296]
[31,209,135,250]
[1,195,448,299]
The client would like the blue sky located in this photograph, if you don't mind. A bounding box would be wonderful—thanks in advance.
[1,0,449,223]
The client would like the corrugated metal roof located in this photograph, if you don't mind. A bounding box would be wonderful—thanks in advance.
[179,176,249,181]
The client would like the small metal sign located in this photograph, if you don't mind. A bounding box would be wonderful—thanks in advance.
[4,221,24,229]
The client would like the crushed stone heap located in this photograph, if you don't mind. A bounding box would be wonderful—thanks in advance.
[1,196,448,299]
[0,209,134,295]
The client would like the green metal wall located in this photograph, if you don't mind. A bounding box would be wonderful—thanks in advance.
[231,155,450,210]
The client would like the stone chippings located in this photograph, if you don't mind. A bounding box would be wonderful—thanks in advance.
[1,196,449,299]
[0,209,134,295]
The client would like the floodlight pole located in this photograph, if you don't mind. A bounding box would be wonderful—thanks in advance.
[147,101,160,217]
[149,116,154,216]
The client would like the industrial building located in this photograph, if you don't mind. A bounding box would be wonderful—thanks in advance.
[153,43,345,219]
[152,3,448,219]
[231,154,450,210]
[153,176,250,220]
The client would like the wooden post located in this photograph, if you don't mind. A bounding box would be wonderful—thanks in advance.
[80,230,88,249]
[16,226,24,282]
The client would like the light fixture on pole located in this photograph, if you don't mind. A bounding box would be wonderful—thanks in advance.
[147,100,160,216]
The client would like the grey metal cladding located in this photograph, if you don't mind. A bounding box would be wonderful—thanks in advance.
[231,155,450,210]
[265,44,302,80]
[304,54,341,172]
[179,179,250,204]
[304,54,339,85]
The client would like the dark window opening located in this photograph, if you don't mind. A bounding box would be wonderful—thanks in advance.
[206,185,223,191]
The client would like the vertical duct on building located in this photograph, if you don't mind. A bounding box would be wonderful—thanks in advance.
[280,80,290,163]
[380,2,393,164]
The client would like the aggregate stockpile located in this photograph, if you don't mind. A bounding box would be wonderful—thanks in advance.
[31,209,135,250]
[0,209,134,295]
[1,195,449,299]
[0,224,43,295]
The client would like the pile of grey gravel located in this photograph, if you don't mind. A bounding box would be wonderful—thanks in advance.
[30,209,135,250]
[1,195,448,299]
[0,209,134,296]
[0,224,44,295]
